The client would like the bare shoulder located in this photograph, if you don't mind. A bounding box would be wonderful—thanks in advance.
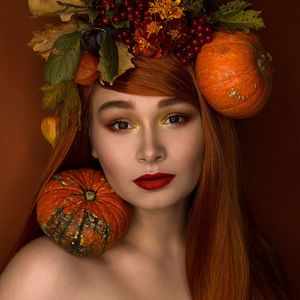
[0,236,82,300]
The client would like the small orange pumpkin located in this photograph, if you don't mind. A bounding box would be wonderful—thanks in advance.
[74,52,100,85]
[37,168,132,256]
[195,31,272,118]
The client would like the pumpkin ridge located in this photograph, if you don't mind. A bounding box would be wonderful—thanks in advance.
[91,198,115,241]
[94,199,120,235]
[199,67,259,91]
[87,210,113,251]
[77,168,95,190]
[68,211,87,255]
[110,202,129,238]
[73,210,108,255]
[201,40,258,52]
[98,194,126,212]
[98,199,122,241]
[45,206,75,243]
[98,196,128,232]
[45,183,83,194]
[62,169,89,190]
[43,191,87,204]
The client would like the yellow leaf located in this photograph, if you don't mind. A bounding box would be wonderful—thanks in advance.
[28,0,87,21]
[112,41,135,82]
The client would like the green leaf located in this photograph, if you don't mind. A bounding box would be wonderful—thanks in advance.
[209,0,250,23]
[208,0,265,32]
[98,30,118,85]
[106,9,114,20]
[40,82,69,111]
[88,9,98,23]
[106,9,129,29]
[112,20,130,30]
[44,31,81,85]
[183,0,206,16]
[215,10,265,32]
[85,0,94,7]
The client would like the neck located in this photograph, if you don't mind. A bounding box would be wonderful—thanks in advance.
[122,199,189,260]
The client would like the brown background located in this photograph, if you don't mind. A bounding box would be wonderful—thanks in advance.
[0,1,299,298]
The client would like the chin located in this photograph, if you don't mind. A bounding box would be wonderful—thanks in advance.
[123,188,189,211]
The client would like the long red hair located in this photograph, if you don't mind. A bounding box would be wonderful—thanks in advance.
[6,55,290,299]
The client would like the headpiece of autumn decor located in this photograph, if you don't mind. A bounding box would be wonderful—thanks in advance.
[28,0,272,257]
[28,0,272,148]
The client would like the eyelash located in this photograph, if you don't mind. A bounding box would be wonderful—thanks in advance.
[107,114,189,132]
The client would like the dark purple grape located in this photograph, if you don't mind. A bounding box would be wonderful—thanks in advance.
[96,30,106,46]
[80,30,100,55]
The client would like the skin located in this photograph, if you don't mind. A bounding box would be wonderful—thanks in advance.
[0,87,204,300]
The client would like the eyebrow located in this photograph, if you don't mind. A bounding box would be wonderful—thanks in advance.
[97,97,189,114]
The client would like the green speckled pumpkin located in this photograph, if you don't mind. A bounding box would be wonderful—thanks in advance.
[36,168,132,256]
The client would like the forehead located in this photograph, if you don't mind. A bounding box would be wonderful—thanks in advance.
[92,86,194,113]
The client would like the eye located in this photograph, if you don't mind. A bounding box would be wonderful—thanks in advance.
[108,120,134,132]
[164,114,188,125]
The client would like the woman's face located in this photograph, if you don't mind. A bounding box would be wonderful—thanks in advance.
[90,87,204,210]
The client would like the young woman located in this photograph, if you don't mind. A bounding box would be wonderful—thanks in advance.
[0,54,290,300]
[0,0,292,299]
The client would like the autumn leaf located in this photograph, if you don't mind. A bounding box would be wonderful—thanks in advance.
[28,0,88,21]
[208,0,265,32]
[98,30,118,85]
[44,31,81,85]
[28,22,80,60]
[40,82,69,111]
[112,41,135,82]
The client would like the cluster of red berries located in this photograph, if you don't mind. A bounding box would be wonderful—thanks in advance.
[96,0,148,46]
[173,17,213,66]
[98,0,146,27]
[90,0,213,65]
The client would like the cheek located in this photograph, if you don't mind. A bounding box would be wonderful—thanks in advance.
[171,125,204,173]
[91,129,136,181]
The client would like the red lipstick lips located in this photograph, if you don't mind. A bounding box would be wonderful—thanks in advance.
[133,173,175,190]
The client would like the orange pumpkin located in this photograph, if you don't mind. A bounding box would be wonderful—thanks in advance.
[37,168,132,256]
[195,31,272,118]
[74,52,100,85]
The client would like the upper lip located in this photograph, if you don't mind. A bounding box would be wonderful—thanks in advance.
[133,172,175,182]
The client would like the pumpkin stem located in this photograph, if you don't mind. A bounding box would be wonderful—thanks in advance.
[85,190,96,201]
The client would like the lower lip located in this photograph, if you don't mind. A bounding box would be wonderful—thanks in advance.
[133,176,175,190]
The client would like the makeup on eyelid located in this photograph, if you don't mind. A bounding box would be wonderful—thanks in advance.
[97,106,197,123]
[103,113,191,133]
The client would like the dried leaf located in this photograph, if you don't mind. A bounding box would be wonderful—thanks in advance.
[40,82,69,111]
[28,22,79,58]
[112,42,135,82]
[28,0,88,21]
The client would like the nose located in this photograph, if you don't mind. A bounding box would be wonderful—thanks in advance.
[136,126,166,163]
